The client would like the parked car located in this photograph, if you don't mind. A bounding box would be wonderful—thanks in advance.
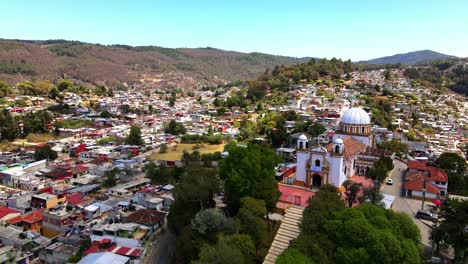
[415,210,438,221]
[386,179,394,185]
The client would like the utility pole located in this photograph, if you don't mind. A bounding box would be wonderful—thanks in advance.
[420,170,426,210]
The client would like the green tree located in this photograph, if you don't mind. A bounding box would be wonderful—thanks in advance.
[224,234,256,264]
[34,144,58,161]
[193,240,244,264]
[362,187,385,208]
[164,120,187,135]
[276,248,314,264]
[125,125,144,146]
[103,168,119,187]
[49,87,60,99]
[223,140,238,153]
[191,208,237,242]
[57,79,73,91]
[0,81,13,97]
[308,122,326,137]
[236,197,268,251]
[0,109,17,140]
[219,143,282,213]
[100,110,111,118]
[432,198,468,262]
[168,166,220,234]
[159,143,168,153]
[435,152,467,195]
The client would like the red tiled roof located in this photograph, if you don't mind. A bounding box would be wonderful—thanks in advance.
[125,209,166,226]
[66,193,85,205]
[404,177,440,194]
[0,206,19,219]
[407,160,448,182]
[326,137,367,160]
[8,209,43,224]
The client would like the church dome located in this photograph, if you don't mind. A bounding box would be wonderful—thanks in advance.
[333,138,343,144]
[340,107,370,125]
[298,134,307,140]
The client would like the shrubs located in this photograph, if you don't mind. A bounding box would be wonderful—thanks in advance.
[181,134,223,144]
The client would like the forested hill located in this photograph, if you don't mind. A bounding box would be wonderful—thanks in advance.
[0,39,309,88]
[358,50,456,65]
[403,58,468,95]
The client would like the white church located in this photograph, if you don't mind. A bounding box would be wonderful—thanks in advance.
[295,107,378,188]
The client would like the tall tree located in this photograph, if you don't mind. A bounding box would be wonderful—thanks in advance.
[168,166,220,234]
[0,81,13,97]
[435,152,467,195]
[219,143,282,213]
[34,144,58,161]
[125,125,144,146]
[432,198,468,262]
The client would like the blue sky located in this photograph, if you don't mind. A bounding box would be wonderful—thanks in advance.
[1,0,467,60]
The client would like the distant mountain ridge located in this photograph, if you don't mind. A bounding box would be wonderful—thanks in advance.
[357,50,456,65]
[0,39,458,88]
[0,39,309,89]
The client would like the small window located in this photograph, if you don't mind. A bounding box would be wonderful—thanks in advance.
[335,145,340,153]
[362,127,365,133]
[315,160,321,167]
[299,142,304,149]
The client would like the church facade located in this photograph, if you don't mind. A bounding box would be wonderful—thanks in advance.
[294,107,387,188]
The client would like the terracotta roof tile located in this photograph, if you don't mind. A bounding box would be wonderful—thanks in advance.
[125,209,166,226]
[326,137,367,160]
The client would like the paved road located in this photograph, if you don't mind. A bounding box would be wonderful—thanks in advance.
[381,160,431,247]
[143,227,176,264]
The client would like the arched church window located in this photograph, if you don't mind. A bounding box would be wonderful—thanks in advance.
[315,159,320,167]
[299,142,303,149]
[362,127,365,133]
[305,142,309,149]
[335,145,340,153]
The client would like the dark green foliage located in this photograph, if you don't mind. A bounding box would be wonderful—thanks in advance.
[164,120,186,135]
[56,79,73,91]
[180,134,222,144]
[291,186,421,264]
[168,166,220,234]
[432,198,468,262]
[103,168,120,187]
[48,42,88,57]
[0,108,17,140]
[0,81,13,97]
[277,248,314,264]
[191,209,237,243]
[100,110,112,118]
[125,125,144,146]
[193,239,244,264]
[219,143,282,213]
[435,152,467,195]
[236,197,268,250]
[34,144,58,161]
[367,156,394,184]
[144,162,170,185]
[20,110,53,135]
[0,61,35,75]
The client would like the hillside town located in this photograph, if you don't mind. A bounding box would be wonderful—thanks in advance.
[0,64,466,264]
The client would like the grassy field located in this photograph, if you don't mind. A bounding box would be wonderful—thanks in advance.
[150,143,225,161]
